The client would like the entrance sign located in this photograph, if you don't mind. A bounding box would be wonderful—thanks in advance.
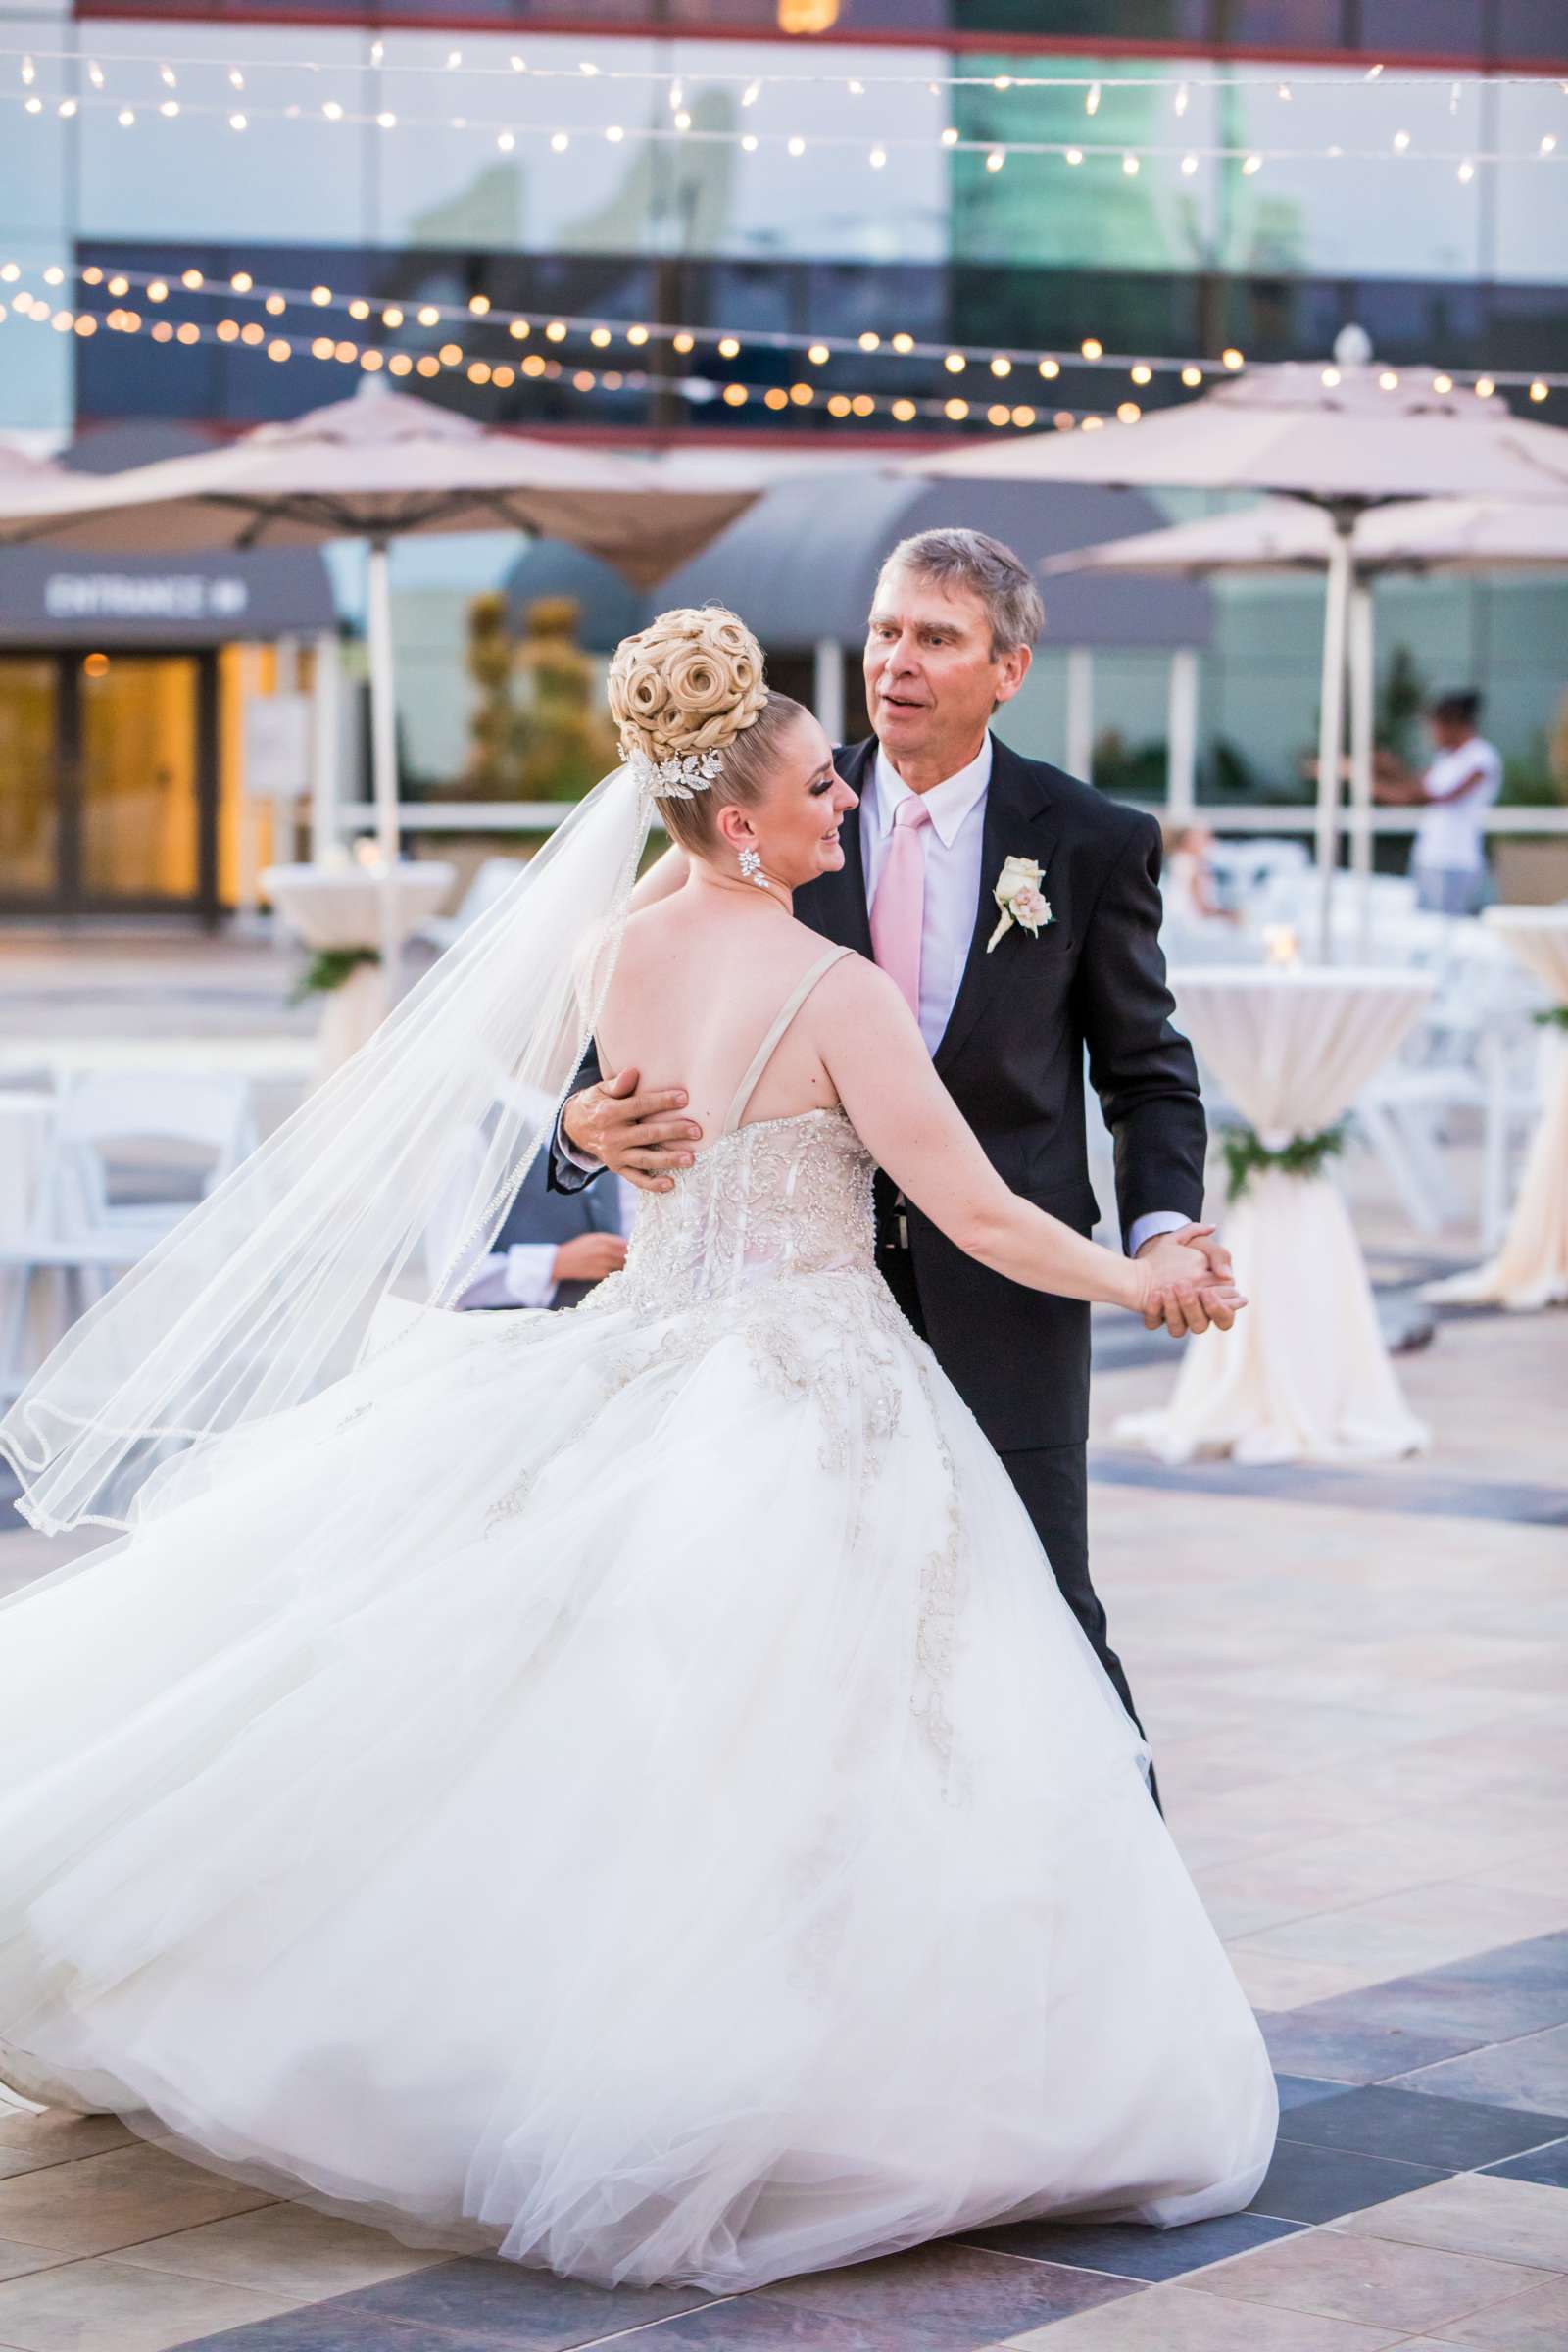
[43,572,252,624]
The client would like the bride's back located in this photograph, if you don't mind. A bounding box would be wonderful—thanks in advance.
[597,891,844,1147]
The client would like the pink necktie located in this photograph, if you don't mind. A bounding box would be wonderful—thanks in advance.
[870,795,932,1022]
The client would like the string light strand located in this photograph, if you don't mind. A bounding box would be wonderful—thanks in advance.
[8,257,1562,398]
[7,85,1564,172]
[6,43,1568,98]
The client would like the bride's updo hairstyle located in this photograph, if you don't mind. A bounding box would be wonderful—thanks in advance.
[608,606,808,857]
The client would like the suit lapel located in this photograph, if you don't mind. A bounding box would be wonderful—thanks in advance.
[933,739,1062,1079]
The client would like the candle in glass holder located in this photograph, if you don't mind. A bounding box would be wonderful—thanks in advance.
[1262,924,1300,969]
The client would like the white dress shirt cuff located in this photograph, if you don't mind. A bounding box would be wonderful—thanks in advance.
[557,1131,602,1176]
[1127,1210,1193,1258]
[457,1245,560,1311]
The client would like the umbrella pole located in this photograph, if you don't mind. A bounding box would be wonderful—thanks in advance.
[1314,522,1352,960]
[364,535,401,1016]
[366,536,400,868]
[1348,575,1377,956]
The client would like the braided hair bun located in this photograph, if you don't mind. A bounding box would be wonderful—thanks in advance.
[607,607,768,779]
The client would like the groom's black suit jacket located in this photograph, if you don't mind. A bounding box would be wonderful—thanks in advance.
[558,732,1206,1454]
[799,736,1204,1453]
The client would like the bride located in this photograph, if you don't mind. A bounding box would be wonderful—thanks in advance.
[0,609,1275,2294]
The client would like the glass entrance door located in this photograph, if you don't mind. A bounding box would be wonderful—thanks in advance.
[77,652,214,908]
[0,656,61,900]
[0,648,219,915]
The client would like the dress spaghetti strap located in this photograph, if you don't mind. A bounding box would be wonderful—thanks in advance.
[721,945,852,1135]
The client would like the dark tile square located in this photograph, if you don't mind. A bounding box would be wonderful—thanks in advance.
[1484,2134,1568,2187]
[1273,2075,1353,2114]
[172,2315,450,2350]
[1248,2136,1449,2224]
[1259,2009,1475,2085]
[1255,1933,1568,2077]
[959,2209,1300,2280]
[233,2255,716,2350]
[1282,2084,1568,2170]
[1444,1930,1568,1989]
[1298,1972,1568,2052]
[762,2240,1137,2345]
[595,2295,1048,2349]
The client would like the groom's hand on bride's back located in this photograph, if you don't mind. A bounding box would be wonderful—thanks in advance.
[562,1068,703,1193]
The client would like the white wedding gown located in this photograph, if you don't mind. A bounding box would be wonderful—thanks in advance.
[0,962,1276,2293]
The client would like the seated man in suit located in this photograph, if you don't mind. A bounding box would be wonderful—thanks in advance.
[456,1146,629,1314]
[425,1081,631,1316]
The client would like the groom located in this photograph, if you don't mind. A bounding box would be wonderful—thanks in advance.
[552,528,1228,1752]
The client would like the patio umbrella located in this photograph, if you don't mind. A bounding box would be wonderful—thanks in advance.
[908,332,1568,952]
[0,383,779,861]
[1040,492,1568,939]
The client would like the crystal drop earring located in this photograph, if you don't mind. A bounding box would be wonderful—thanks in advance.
[738,847,769,889]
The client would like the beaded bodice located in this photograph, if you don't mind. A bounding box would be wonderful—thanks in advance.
[610,1109,877,1314]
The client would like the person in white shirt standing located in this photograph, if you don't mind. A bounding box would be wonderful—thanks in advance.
[1376,689,1503,916]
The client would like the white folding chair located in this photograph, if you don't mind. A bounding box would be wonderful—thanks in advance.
[0,1073,257,1401]
[1350,941,1543,1239]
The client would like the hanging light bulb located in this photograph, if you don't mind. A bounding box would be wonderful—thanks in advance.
[776,0,842,33]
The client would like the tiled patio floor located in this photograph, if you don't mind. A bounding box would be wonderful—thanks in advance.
[1,936,1564,2348]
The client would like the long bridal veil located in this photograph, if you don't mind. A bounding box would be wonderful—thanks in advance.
[0,763,653,1545]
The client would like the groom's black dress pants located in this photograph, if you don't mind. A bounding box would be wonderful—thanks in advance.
[875,1241,1154,1793]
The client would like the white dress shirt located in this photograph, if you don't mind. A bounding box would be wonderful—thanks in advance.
[862,739,993,1055]
[862,736,1185,1260]
[1414,735,1502,873]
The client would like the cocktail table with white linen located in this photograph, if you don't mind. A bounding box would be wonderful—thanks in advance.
[1117,965,1434,1465]
[264,860,456,1083]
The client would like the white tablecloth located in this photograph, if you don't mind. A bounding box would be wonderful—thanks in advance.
[263,861,455,1083]
[1117,966,1434,1466]
[1425,906,1568,1311]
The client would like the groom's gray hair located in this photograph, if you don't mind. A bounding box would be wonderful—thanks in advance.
[878,527,1045,658]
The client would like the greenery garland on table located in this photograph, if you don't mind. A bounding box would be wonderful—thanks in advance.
[1222,1121,1348,1202]
[287,947,383,1005]
[1532,1005,1568,1031]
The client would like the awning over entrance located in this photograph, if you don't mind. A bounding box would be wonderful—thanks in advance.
[0,547,337,647]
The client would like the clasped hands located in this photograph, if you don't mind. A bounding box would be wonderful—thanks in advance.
[1134,1225,1246,1337]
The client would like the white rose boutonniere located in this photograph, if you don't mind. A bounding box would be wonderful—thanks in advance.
[986,855,1054,952]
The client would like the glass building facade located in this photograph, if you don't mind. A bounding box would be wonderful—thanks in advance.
[2,2,1567,908]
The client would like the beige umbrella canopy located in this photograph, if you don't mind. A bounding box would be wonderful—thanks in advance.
[0,383,786,859]
[0,383,763,580]
[1040,489,1568,939]
[1040,493,1568,579]
[915,359,1568,505]
[909,340,1568,950]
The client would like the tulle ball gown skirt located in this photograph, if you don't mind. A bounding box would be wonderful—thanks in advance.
[0,1119,1275,2292]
